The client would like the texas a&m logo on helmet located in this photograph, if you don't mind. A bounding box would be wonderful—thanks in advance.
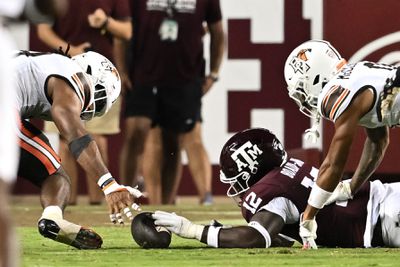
[219,128,287,197]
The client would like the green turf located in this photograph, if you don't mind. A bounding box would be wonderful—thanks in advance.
[18,225,400,267]
[13,201,400,267]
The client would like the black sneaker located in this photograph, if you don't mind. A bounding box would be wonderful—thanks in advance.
[38,218,102,249]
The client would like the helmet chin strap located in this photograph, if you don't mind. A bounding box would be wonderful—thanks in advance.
[304,114,320,143]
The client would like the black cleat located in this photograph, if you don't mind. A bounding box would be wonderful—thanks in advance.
[38,218,102,249]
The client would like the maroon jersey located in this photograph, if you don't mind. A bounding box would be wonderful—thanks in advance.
[38,0,131,61]
[130,0,222,86]
[241,158,371,248]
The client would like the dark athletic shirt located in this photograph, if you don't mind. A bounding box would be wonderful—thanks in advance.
[50,0,131,61]
[130,0,222,86]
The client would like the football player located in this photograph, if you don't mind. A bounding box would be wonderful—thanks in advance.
[283,39,400,249]
[152,128,400,248]
[13,50,142,249]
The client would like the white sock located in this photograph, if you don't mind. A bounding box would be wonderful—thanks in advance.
[41,206,63,220]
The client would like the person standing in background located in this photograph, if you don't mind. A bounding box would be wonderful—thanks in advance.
[33,0,132,205]
[120,0,224,204]
[182,121,213,205]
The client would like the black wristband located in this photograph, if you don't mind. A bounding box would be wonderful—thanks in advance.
[200,226,209,243]
[68,134,94,158]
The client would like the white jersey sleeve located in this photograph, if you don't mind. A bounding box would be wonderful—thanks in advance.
[318,61,400,128]
[15,52,93,121]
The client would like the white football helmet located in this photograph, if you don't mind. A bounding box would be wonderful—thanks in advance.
[284,40,346,118]
[72,51,121,120]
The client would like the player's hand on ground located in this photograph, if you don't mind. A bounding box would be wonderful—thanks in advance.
[324,180,353,206]
[152,211,204,239]
[103,182,143,224]
[299,213,318,250]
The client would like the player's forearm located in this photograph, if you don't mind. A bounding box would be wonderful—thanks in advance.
[351,137,388,194]
[70,139,132,197]
[316,160,344,192]
[73,141,110,181]
[306,162,340,214]
[60,129,112,184]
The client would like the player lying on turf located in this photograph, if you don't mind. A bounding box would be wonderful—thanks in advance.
[152,128,400,248]
[14,50,142,249]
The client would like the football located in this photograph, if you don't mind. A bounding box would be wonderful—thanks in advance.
[131,212,171,249]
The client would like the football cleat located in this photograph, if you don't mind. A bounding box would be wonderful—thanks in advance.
[38,218,102,249]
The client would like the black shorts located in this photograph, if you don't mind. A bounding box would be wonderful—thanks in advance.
[18,119,61,187]
[124,79,203,133]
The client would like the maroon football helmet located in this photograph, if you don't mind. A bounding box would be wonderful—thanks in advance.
[219,128,287,197]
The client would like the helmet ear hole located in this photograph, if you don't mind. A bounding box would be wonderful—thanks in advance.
[313,75,320,85]
[86,66,92,75]
[95,84,105,90]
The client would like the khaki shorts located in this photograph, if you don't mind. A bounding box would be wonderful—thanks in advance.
[44,98,121,135]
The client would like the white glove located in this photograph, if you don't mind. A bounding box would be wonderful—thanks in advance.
[304,125,320,143]
[152,211,204,240]
[98,175,143,198]
[324,180,353,206]
[299,213,318,250]
[124,185,143,199]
